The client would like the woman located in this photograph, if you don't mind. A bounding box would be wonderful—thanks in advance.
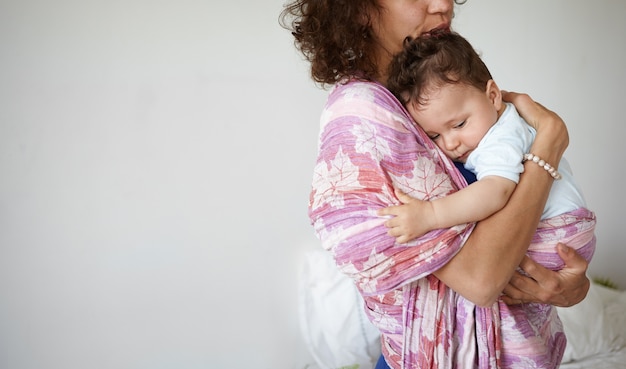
[280,1,591,368]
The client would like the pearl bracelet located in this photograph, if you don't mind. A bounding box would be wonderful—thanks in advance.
[523,153,562,180]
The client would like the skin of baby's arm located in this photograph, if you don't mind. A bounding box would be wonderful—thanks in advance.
[382,176,516,243]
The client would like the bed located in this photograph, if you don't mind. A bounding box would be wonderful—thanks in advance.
[299,249,626,369]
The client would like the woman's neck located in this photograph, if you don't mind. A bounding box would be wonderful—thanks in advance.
[373,48,393,87]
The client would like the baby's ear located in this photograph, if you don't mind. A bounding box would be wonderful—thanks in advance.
[486,79,503,111]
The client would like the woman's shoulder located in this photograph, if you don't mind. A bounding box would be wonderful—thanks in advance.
[324,79,412,129]
[328,79,400,107]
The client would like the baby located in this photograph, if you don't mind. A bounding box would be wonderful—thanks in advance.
[380,30,594,255]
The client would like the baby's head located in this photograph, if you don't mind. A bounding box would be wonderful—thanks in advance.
[387,30,504,163]
[387,30,493,107]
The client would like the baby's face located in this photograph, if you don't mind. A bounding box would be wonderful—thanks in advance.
[408,82,499,163]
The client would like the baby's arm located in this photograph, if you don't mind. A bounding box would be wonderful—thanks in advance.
[380,176,516,243]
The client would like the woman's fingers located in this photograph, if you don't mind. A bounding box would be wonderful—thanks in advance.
[503,245,590,307]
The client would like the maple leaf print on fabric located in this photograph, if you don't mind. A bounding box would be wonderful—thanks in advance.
[357,249,395,294]
[391,156,454,201]
[310,147,363,211]
[352,118,392,159]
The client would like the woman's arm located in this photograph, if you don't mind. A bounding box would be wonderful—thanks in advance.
[433,92,571,307]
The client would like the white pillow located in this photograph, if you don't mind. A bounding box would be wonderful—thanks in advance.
[557,282,625,362]
[299,249,381,369]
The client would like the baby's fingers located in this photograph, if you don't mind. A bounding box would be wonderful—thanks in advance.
[386,227,410,244]
[395,235,410,244]
[394,187,415,204]
[386,225,406,239]
[383,215,400,229]
[378,205,400,217]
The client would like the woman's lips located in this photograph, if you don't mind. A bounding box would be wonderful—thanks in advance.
[433,23,451,33]
[407,24,452,44]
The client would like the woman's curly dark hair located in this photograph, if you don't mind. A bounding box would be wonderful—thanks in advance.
[279,0,380,87]
[279,0,468,87]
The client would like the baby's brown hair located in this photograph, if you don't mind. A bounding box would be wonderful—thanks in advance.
[387,30,492,109]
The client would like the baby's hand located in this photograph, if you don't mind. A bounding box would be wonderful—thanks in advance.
[377,188,435,244]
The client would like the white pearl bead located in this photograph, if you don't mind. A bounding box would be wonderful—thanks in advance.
[523,153,562,180]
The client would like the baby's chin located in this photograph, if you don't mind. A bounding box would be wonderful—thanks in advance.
[455,151,472,163]
[453,155,468,164]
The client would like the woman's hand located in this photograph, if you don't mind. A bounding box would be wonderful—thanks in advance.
[502,243,590,307]
[502,91,569,162]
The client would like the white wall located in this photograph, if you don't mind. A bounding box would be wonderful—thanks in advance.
[0,1,325,368]
[0,1,623,369]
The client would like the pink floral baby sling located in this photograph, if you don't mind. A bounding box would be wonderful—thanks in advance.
[308,80,596,369]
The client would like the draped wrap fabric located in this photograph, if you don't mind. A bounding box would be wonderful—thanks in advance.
[308,80,596,369]
[497,208,596,368]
